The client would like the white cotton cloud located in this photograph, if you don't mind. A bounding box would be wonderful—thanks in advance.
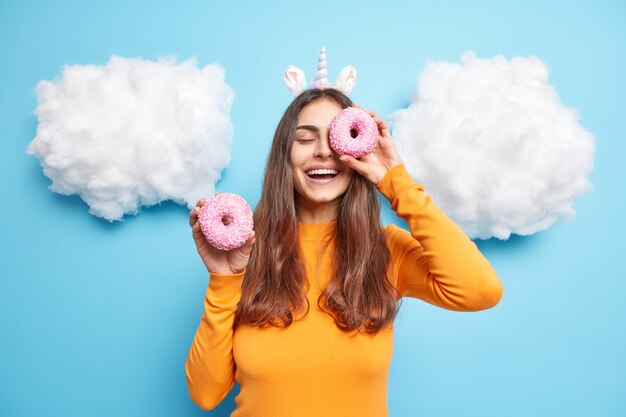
[27,55,234,221]
[391,51,595,240]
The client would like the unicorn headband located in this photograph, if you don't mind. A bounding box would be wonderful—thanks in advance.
[284,46,357,96]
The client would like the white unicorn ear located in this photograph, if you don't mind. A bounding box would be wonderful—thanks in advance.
[335,65,357,95]
[284,65,308,96]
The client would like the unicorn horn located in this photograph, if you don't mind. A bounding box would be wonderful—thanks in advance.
[312,46,328,89]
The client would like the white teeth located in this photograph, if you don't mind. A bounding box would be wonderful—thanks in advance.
[306,168,338,176]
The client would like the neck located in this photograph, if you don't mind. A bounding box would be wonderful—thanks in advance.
[295,198,339,223]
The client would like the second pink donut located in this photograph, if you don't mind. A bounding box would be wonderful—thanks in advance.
[198,193,254,251]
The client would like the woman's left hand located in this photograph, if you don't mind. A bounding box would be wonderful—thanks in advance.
[339,105,403,185]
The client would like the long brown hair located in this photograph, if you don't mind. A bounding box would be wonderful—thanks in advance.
[234,88,400,334]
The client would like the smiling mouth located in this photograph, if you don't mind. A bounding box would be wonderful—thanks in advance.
[306,168,338,180]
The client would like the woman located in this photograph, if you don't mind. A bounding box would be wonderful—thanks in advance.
[186,88,503,416]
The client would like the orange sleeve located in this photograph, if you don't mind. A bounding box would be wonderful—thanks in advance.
[185,271,243,409]
[378,164,504,311]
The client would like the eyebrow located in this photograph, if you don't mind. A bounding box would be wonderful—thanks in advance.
[296,125,319,133]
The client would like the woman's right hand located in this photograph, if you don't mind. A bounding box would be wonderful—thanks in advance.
[189,197,256,275]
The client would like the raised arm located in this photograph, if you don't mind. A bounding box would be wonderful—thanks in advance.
[379,164,503,311]
[339,105,502,311]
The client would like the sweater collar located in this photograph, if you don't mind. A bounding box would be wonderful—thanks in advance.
[298,220,337,241]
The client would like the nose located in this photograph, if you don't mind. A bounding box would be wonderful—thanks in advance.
[314,133,333,159]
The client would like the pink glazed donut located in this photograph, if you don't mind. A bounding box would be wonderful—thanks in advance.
[198,193,254,251]
[329,107,378,158]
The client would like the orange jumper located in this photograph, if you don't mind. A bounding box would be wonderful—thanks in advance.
[186,164,503,416]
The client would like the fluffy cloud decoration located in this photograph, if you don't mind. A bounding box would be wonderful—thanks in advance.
[27,55,234,221]
[391,52,595,240]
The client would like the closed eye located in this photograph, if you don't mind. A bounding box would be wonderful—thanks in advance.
[295,138,316,143]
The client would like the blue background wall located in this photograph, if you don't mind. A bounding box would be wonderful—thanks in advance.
[1,1,624,416]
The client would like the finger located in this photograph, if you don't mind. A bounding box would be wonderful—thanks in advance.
[189,207,201,226]
[378,122,390,137]
[192,224,209,247]
[368,113,383,125]
[372,116,390,137]
[192,221,202,238]
[239,231,256,256]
